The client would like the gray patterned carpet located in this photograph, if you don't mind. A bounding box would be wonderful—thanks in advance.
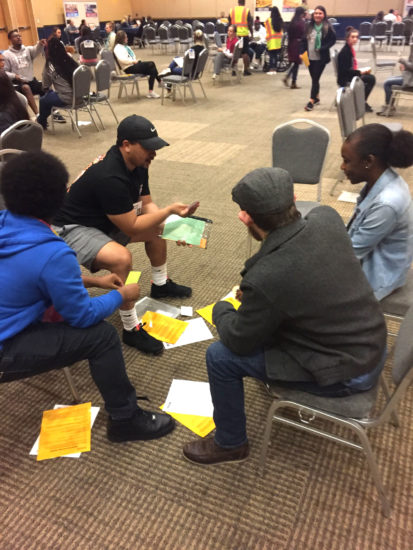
[1,46,412,549]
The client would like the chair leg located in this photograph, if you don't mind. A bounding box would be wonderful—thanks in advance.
[70,111,82,138]
[87,106,100,132]
[63,367,80,403]
[350,422,391,517]
[188,82,197,103]
[107,100,119,124]
[379,375,400,427]
[258,399,279,476]
[92,105,105,130]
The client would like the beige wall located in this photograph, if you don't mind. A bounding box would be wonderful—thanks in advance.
[316,0,404,16]
[31,0,133,26]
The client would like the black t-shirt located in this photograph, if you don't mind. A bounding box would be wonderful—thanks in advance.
[54,145,150,235]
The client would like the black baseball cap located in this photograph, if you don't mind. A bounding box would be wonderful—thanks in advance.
[117,115,169,150]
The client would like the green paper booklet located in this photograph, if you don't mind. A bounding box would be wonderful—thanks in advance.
[161,215,212,248]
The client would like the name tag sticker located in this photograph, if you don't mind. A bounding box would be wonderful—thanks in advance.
[133,201,142,216]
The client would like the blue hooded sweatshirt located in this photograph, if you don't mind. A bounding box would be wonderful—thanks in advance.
[0,211,123,348]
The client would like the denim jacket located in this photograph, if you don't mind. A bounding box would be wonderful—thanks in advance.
[348,168,413,300]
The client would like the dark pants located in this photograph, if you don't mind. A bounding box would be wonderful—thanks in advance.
[13,77,44,96]
[287,62,299,82]
[268,48,280,70]
[125,61,159,90]
[38,90,66,127]
[0,321,137,419]
[250,42,266,61]
[207,341,360,448]
[308,59,327,100]
[361,73,376,101]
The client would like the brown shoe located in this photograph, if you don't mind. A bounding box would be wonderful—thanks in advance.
[290,82,300,89]
[183,436,249,465]
[282,76,289,87]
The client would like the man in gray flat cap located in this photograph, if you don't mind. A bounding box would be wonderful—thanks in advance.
[183,167,386,465]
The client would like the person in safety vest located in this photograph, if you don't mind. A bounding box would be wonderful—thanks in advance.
[229,0,253,76]
[265,7,283,75]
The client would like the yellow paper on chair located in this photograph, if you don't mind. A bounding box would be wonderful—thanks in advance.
[37,402,91,461]
[196,297,241,327]
[125,271,141,285]
[141,311,188,344]
[160,404,215,437]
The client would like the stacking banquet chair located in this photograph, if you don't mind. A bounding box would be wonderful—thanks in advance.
[161,49,196,105]
[272,119,330,216]
[144,26,160,54]
[101,48,148,101]
[191,48,209,100]
[388,22,406,50]
[214,40,243,85]
[380,269,413,336]
[88,60,119,129]
[158,25,174,54]
[0,120,43,151]
[358,21,372,50]
[370,38,396,75]
[0,148,23,209]
[178,25,192,54]
[51,65,99,138]
[259,303,413,517]
[246,119,330,257]
[372,21,388,47]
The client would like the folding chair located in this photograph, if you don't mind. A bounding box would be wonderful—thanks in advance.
[161,49,196,105]
[372,21,388,47]
[388,22,405,51]
[358,21,372,50]
[258,304,413,517]
[51,65,99,138]
[371,38,396,74]
[191,48,209,100]
[88,60,119,129]
[0,120,43,152]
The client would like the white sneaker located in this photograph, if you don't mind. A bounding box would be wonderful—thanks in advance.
[212,73,216,79]
[249,65,255,70]
[266,71,277,75]
[159,68,171,77]
[146,91,160,99]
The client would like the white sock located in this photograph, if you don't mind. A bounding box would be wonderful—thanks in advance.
[152,263,167,286]
[119,308,139,331]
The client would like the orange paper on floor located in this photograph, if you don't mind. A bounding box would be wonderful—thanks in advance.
[37,402,91,461]
[141,311,189,344]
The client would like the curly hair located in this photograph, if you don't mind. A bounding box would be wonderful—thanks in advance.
[1,152,69,221]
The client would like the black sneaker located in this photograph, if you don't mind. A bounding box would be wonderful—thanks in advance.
[243,70,252,76]
[365,103,373,113]
[107,409,175,442]
[304,101,314,111]
[122,324,164,355]
[52,113,66,123]
[313,97,320,105]
[151,278,192,299]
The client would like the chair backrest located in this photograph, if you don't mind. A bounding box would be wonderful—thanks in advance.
[359,21,372,37]
[214,31,223,48]
[184,23,193,36]
[182,49,196,77]
[350,76,365,121]
[216,23,227,34]
[205,22,215,35]
[72,65,92,106]
[100,48,116,72]
[170,24,180,39]
[194,48,208,78]
[145,27,156,41]
[0,121,43,152]
[80,40,98,59]
[372,21,387,37]
[162,20,171,27]
[175,20,183,26]
[331,49,339,80]
[178,26,190,40]
[91,27,101,42]
[232,40,242,65]
[336,87,357,140]
[328,17,337,24]
[392,305,413,385]
[95,60,111,92]
[272,119,330,185]
[158,26,169,40]
[403,19,413,39]
[391,22,405,37]
[74,36,81,53]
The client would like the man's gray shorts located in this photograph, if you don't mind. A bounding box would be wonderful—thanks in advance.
[52,224,130,272]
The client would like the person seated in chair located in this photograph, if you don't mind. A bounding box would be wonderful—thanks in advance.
[3,29,47,117]
[113,30,161,98]
[249,19,267,68]
[342,124,413,300]
[37,38,76,129]
[377,45,413,116]
[0,151,175,443]
[64,19,78,45]
[52,115,197,356]
[212,25,238,79]
[337,27,376,112]
[183,167,386,465]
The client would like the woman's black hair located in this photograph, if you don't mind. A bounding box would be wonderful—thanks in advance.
[0,72,29,122]
[291,6,306,24]
[270,6,283,33]
[375,11,384,21]
[1,151,69,221]
[345,26,358,40]
[46,37,78,86]
[347,124,413,169]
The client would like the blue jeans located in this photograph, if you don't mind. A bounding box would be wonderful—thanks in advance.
[384,76,403,104]
[38,90,66,127]
[268,49,280,70]
[207,341,365,448]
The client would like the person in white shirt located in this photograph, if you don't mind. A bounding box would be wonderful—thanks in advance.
[249,20,267,68]
[384,9,397,23]
[113,30,160,98]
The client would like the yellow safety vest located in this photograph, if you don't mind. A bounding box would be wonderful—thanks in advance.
[230,6,250,36]
[265,19,283,50]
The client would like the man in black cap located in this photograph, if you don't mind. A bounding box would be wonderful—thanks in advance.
[183,167,386,465]
[53,115,196,355]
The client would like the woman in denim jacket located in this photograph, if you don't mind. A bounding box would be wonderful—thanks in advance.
[342,124,413,300]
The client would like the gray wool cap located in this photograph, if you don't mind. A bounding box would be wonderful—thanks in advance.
[232,167,294,214]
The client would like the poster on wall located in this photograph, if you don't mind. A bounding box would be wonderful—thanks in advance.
[282,0,302,13]
[256,0,272,11]
[63,2,99,29]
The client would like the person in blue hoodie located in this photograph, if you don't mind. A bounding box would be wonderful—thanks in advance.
[0,151,174,443]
